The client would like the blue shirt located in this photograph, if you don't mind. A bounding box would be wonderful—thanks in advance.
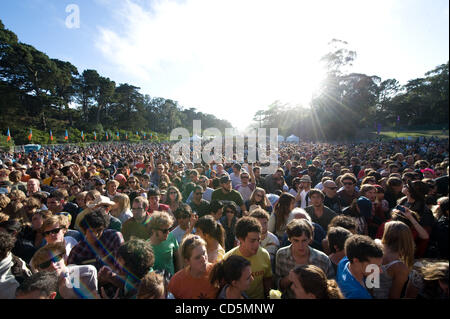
[337,257,372,299]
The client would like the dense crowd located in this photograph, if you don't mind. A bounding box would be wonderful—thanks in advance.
[0,137,448,299]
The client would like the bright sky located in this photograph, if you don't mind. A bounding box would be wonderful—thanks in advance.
[1,0,449,131]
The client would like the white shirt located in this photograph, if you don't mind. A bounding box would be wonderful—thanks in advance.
[261,231,280,259]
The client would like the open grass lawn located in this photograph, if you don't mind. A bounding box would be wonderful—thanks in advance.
[372,130,449,139]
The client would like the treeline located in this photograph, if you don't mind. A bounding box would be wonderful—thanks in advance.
[0,19,232,145]
[253,39,449,141]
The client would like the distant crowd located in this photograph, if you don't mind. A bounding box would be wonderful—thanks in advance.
[0,137,448,299]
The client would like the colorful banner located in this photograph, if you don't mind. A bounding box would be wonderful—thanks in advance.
[49,130,53,141]
[6,128,11,142]
[28,129,32,141]
[64,130,69,140]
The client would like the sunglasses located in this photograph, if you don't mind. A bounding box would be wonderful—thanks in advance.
[38,253,64,269]
[326,186,338,190]
[225,209,235,213]
[43,227,63,236]
[343,182,354,186]
[195,192,203,195]
[158,228,170,234]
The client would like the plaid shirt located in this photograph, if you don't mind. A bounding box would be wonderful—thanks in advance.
[275,245,335,292]
[67,229,124,271]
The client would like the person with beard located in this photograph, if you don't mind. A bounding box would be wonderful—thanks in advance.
[211,176,246,217]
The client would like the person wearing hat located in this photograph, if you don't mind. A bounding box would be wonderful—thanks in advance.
[297,175,313,209]
[211,175,247,217]
[323,180,343,214]
[74,195,121,232]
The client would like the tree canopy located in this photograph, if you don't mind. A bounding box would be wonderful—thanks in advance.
[252,39,449,141]
[0,19,232,145]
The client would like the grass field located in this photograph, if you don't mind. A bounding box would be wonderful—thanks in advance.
[372,130,449,139]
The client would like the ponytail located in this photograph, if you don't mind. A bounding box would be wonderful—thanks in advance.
[209,259,226,288]
[326,279,344,299]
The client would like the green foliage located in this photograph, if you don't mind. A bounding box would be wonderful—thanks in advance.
[0,19,232,145]
[253,40,449,141]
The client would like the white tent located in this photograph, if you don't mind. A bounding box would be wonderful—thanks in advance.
[190,135,202,141]
[286,135,300,143]
[278,135,285,142]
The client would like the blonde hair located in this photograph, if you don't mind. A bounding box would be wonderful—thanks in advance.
[41,214,70,234]
[30,242,66,271]
[382,221,415,269]
[148,211,174,235]
[111,193,130,218]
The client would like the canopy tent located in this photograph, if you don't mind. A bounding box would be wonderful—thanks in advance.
[286,135,300,143]
[24,144,42,153]
[277,135,285,142]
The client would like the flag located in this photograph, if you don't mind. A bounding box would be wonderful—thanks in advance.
[136,131,139,137]
[64,130,69,140]
[6,128,11,142]
[150,133,153,139]
[126,133,128,140]
[143,132,146,139]
[106,132,108,141]
[28,129,32,141]
[49,130,53,141]
[81,131,84,141]
[94,131,97,140]
[116,132,119,140]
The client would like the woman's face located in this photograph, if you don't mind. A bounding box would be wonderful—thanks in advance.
[232,265,253,292]
[43,223,65,244]
[288,270,315,299]
[188,245,208,274]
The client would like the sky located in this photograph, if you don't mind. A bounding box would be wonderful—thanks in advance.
[1,0,449,131]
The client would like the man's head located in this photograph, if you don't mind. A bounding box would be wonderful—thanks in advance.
[341,173,357,192]
[249,208,270,235]
[220,175,232,192]
[322,180,338,198]
[117,238,154,280]
[47,190,67,213]
[309,189,325,208]
[235,217,262,257]
[327,226,352,254]
[299,175,312,189]
[79,210,109,245]
[27,178,40,195]
[287,219,314,256]
[148,211,174,243]
[240,171,250,186]
[30,242,67,276]
[147,188,161,210]
[359,184,377,202]
[174,203,192,230]
[328,215,357,234]
[15,271,58,299]
[344,235,383,276]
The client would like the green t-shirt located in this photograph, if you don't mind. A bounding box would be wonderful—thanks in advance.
[211,189,244,207]
[151,232,179,276]
[224,246,273,299]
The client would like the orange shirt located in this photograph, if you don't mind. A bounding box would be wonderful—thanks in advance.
[168,263,218,299]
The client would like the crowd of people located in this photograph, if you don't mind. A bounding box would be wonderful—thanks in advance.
[0,137,448,299]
